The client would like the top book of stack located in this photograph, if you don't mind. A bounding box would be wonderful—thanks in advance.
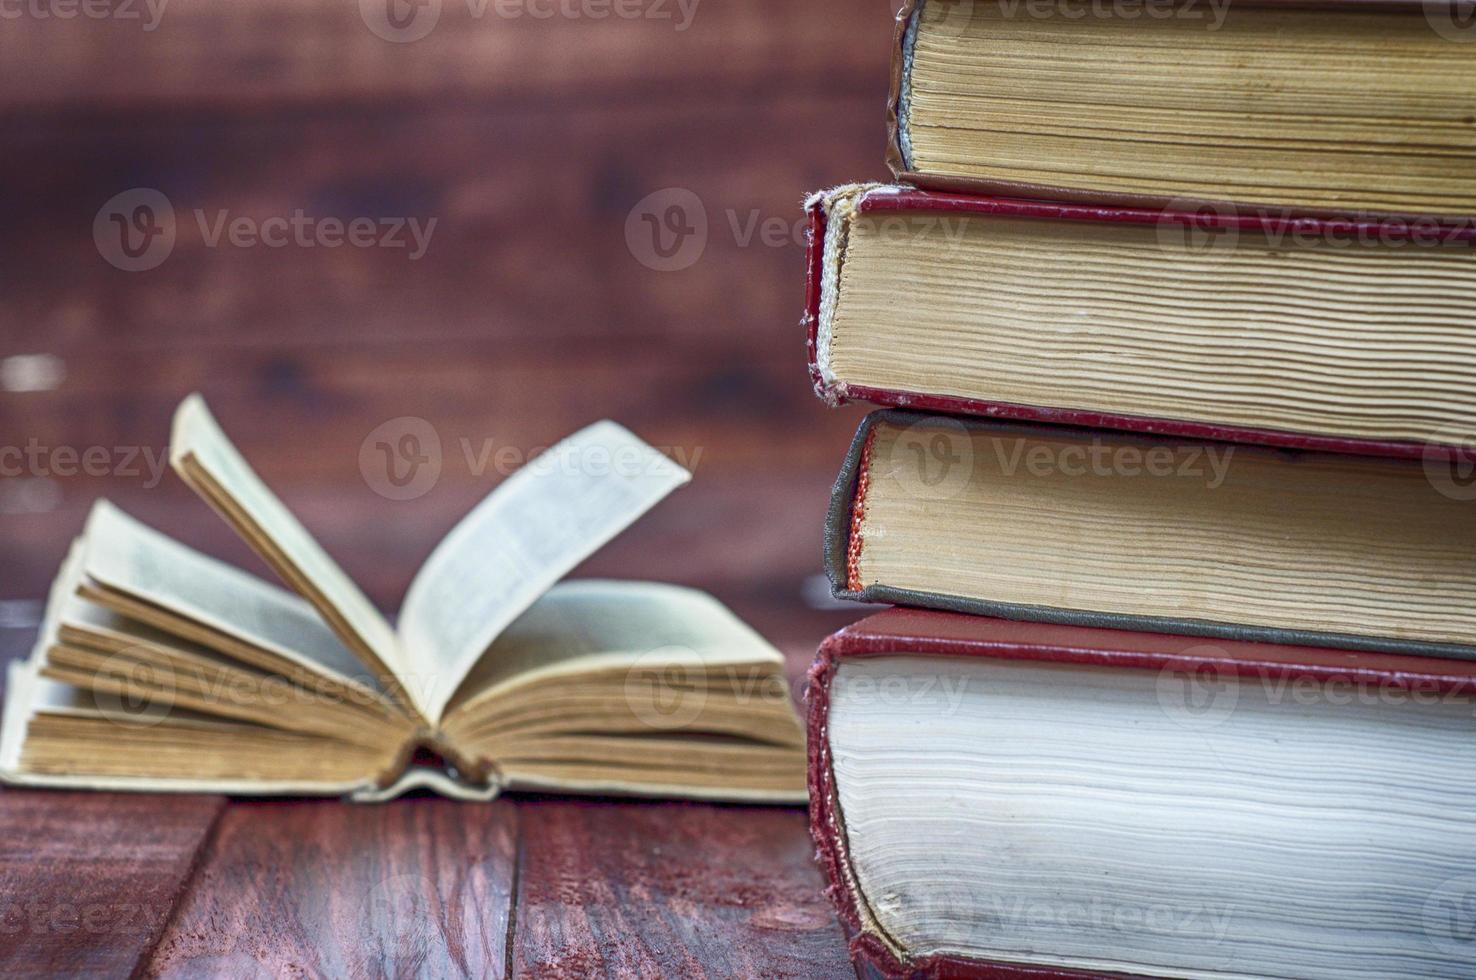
[887,0,1476,218]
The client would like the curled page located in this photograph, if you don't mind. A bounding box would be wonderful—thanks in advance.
[78,501,386,696]
[169,395,416,716]
[398,421,691,721]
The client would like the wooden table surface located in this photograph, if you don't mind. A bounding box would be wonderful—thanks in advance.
[0,0,902,973]
[0,621,857,978]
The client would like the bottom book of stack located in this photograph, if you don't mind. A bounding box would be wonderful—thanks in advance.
[809,609,1476,979]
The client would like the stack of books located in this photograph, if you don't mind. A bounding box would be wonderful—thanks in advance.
[804,2,1476,978]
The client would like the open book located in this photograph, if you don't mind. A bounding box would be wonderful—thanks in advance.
[0,396,806,802]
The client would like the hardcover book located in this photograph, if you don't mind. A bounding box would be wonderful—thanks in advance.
[886,0,1476,217]
[0,395,806,802]
[810,608,1476,978]
[805,184,1476,458]
[825,410,1476,660]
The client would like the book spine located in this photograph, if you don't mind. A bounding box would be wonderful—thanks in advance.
[884,0,921,180]
[802,196,834,403]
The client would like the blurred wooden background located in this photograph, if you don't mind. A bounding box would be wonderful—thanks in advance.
[0,0,895,657]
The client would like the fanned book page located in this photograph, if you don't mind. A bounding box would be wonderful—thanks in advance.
[75,500,387,696]
[0,394,806,802]
[397,420,692,720]
[171,395,414,713]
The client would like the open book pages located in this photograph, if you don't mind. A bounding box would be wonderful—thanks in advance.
[439,580,804,800]
[171,394,697,721]
[0,395,807,803]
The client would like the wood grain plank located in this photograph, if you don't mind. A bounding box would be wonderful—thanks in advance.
[0,0,892,114]
[0,95,879,356]
[0,789,225,978]
[145,798,519,978]
[0,631,227,980]
[510,799,850,977]
[0,347,862,483]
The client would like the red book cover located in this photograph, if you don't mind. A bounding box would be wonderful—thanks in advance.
[803,185,1476,461]
[807,608,1476,979]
